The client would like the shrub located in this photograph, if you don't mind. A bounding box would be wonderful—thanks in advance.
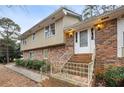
[26,60,33,69]
[104,66,124,87]
[15,59,24,66]
[96,66,124,87]
[15,59,49,71]
[32,60,45,70]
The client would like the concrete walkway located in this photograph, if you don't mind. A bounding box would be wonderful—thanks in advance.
[5,63,48,83]
[0,64,40,87]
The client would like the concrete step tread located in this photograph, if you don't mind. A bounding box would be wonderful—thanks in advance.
[51,73,89,86]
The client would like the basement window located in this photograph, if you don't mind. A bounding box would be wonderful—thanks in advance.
[29,51,33,59]
[43,49,48,59]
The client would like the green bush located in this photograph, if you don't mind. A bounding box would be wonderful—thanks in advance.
[15,59,49,71]
[32,60,45,70]
[96,66,124,87]
[26,60,33,69]
[15,59,24,66]
[104,66,124,87]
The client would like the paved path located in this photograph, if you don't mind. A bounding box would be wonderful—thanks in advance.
[0,64,41,87]
[5,63,42,82]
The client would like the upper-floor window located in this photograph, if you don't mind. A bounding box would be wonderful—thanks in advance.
[45,26,50,38]
[50,23,55,36]
[32,33,35,40]
[44,23,55,38]
[22,39,27,45]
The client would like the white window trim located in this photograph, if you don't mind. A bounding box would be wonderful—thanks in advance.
[117,18,124,57]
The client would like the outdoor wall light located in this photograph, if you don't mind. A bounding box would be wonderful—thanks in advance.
[65,28,75,37]
[68,31,73,37]
[95,23,104,31]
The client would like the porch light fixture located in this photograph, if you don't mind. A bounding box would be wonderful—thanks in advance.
[65,28,75,37]
[95,23,104,31]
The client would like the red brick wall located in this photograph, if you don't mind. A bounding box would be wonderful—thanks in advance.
[95,19,124,73]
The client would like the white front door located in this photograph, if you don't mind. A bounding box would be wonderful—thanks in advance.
[74,28,95,54]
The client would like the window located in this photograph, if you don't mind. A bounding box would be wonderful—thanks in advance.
[123,32,124,46]
[43,49,48,58]
[75,32,78,43]
[29,51,33,59]
[44,26,49,38]
[50,23,55,36]
[22,39,26,45]
[29,51,34,59]
[91,28,94,40]
[32,33,35,40]
[44,23,55,38]
[80,30,88,47]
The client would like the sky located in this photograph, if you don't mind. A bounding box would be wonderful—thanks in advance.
[0,5,84,34]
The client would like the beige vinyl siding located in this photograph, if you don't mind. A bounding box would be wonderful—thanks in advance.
[63,15,80,28]
[21,18,64,51]
[21,15,80,51]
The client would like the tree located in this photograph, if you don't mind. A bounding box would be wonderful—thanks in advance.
[0,38,22,63]
[0,17,21,63]
[82,5,121,20]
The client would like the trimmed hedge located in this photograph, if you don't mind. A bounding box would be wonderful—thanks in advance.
[96,66,124,87]
[15,59,50,71]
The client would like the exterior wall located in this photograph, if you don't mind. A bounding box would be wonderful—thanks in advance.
[21,15,80,51]
[22,34,74,67]
[95,19,124,73]
[63,15,80,28]
[21,18,64,51]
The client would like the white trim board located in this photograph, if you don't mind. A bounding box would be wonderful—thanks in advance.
[117,18,124,57]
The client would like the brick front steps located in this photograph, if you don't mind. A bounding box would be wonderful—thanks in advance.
[69,54,92,63]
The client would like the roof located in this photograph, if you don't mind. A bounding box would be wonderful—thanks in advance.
[64,6,124,32]
[20,7,81,39]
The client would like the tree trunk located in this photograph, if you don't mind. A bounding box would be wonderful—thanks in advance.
[6,44,9,63]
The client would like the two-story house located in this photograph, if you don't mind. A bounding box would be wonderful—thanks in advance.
[20,6,124,86]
